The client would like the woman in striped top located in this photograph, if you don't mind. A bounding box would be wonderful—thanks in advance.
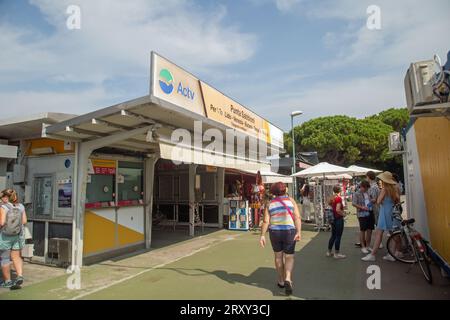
[260,182,301,295]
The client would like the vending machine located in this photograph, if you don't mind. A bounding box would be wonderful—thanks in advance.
[228,200,249,231]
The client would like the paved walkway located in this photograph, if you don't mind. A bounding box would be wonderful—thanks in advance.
[1,215,449,300]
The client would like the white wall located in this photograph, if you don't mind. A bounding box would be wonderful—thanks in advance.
[403,126,430,240]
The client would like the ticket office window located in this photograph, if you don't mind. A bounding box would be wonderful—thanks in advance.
[117,161,143,206]
[86,174,115,208]
[33,175,54,218]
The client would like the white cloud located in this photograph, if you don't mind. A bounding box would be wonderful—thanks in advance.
[275,0,301,12]
[245,72,404,130]
[0,86,112,119]
[312,0,450,69]
[241,0,450,129]
[0,0,257,117]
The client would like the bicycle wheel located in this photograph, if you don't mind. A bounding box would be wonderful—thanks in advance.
[414,240,433,284]
[386,231,415,263]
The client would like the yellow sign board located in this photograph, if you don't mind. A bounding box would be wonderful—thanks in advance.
[200,81,271,144]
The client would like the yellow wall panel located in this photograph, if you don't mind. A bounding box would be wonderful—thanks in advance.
[117,224,144,247]
[414,117,450,263]
[83,211,116,255]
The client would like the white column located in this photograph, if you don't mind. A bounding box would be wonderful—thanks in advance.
[217,167,225,228]
[72,142,91,269]
[188,163,198,237]
[144,155,158,249]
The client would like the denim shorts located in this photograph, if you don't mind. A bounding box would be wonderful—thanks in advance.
[0,232,25,251]
[269,228,297,254]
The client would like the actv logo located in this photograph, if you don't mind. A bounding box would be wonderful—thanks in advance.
[159,69,174,94]
[159,68,195,101]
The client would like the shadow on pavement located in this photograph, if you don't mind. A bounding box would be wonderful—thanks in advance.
[156,266,289,297]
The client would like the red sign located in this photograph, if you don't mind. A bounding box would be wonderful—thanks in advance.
[94,167,116,175]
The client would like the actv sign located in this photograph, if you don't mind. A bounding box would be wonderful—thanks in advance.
[151,52,205,116]
[150,52,284,149]
[159,68,195,100]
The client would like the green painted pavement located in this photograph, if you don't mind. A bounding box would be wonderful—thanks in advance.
[2,215,449,300]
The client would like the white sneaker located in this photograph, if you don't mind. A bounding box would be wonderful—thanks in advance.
[383,254,396,262]
[361,247,369,254]
[326,251,332,257]
[333,253,347,259]
[362,253,376,262]
[394,251,405,259]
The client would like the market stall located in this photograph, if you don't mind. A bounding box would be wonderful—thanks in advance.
[293,162,354,231]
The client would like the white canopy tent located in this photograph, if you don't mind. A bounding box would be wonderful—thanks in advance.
[347,165,382,177]
[292,162,355,178]
[310,173,353,180]
[292,162,354,231]
[238,169,292,184]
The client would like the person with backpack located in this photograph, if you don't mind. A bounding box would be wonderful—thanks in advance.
[0,189,27,288]
[260,182,301,296]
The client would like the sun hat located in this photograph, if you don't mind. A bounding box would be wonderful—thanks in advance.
[377,171,397,185]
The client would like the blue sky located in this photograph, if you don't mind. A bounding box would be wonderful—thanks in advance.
[0,0,449,130]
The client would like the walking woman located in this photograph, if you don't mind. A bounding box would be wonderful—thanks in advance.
[260,182,301,295]
[326,185,346,259]
[0,189,27,288]
[362,172,400,262]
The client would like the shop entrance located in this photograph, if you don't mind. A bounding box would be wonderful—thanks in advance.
[151,159,224,244]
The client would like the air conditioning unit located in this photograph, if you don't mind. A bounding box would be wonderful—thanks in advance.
[404,60,440,114]
[48,238,72,267]
[388,132,403,153]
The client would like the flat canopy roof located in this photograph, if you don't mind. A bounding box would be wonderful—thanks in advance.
[43,94,281,154]
[41,95,274,171]
[0,112,77,140]
[42,95,232,153]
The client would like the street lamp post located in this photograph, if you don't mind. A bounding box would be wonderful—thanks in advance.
[291,111,303,200]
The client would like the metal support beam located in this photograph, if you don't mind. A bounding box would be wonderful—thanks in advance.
[217,167,225,228]
[72,142,90,270]
[144,155,159,249]
[122,110,158,126]
[91,118,133,131]
[188,163,198,237]
[69,127,152,149]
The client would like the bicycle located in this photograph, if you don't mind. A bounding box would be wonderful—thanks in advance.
[386,203,433,284]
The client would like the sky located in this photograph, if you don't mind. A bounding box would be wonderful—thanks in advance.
[0,0,449,131]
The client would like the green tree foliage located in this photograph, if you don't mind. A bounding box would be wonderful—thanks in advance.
[368,108,409,132]
[285,108,408,173]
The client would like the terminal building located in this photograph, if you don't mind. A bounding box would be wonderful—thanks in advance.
[0,52,289,268]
